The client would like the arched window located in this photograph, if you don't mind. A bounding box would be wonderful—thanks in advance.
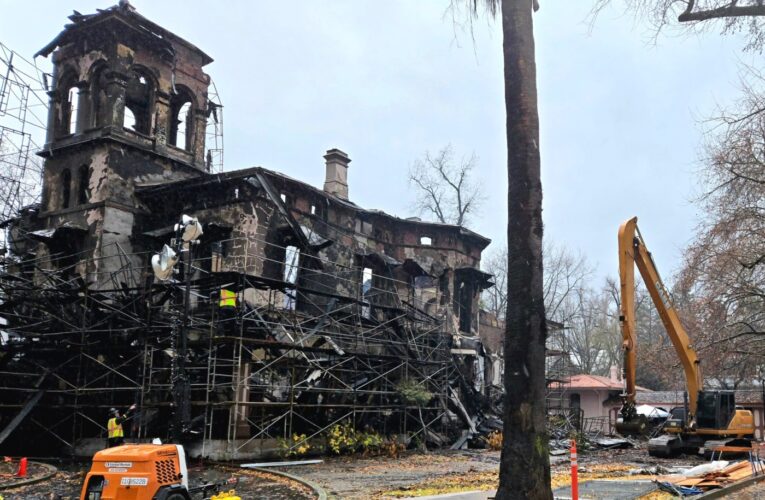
[56,70,79,137]
[78,165,89,205]
[67,87,79,134]
[61,169,72,209]
[175,102,191,149]
[169,87,194,151]
[123,68,153,134]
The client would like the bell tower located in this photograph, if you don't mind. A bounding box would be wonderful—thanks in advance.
[33,2,215,283]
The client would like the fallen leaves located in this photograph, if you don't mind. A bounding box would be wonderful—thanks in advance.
[380,462,672,498]
[382,470,497,498]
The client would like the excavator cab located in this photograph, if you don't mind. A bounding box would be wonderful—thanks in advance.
[661,392,735,433]
[696,391,736,430]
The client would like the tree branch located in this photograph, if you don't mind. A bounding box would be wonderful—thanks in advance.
[679,3,765,22]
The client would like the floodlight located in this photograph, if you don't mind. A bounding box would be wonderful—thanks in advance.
[151,244,179,281]
[179,214,203,242]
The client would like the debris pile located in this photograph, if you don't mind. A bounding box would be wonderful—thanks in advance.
[658,458,763,494]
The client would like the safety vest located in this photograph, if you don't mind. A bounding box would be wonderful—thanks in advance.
[107,417,124,438]
[220,289,236,308]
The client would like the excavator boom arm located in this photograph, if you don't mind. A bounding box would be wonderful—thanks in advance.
[619,217,702,417]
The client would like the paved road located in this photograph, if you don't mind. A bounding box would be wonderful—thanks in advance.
[402,491,496,500]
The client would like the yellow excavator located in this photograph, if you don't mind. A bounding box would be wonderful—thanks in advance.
[614,217,755,457]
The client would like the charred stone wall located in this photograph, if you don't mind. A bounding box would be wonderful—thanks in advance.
[31,3,215,289]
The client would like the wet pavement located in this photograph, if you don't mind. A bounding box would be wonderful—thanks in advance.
[552,480,658,499]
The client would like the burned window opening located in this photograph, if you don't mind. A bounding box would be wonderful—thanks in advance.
[174,102,191,149]
[123,69,153,135]
[439,272,450,306]
[169,87,194,151]
[420,236,433,246]
[61,169,71,209]
[283,245,300,310]
[197,223,233,275]
[309,201,326,220]
[202,241,223,275]
[280,192,294,207]
[67,87,79,134]
[361,267,373,319]
[77,165,89,205]
[56,71,79,137]
[414,275,437,312]
[123,106,137,132]
[457,280,473,333]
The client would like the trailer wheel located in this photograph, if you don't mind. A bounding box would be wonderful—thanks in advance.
[154,488,190,500]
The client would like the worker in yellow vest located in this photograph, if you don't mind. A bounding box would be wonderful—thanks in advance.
[107,404,136,447]
[220,289,237,309]
[217,288,237,336]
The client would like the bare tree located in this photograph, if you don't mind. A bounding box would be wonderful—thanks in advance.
[543,243,592,324]
[482,245,509,320]
[657,76,765,386]
[592,0,765,50]
[590,1,765,389]
[409,144,484,227]
[483,241,591,322]
[560,287,602,374]
[0,137,43,247]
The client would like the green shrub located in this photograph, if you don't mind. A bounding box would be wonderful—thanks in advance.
[396,379,433,406]
[358,430,384,456]
[327,422,357,455]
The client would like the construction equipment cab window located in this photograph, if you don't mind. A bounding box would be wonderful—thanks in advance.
[696,392,736,430]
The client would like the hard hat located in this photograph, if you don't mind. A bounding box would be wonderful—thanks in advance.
[109,407,118,415]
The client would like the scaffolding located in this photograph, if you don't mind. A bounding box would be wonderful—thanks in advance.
[204,79,224,174]
[0,42,48,245]
[0,227,464,458]
[545,324,577,436]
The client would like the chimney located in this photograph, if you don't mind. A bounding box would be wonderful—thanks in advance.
[610,365,619,383]
[323,148,351,200]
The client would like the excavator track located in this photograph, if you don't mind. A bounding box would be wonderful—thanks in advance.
[648,434,683,457]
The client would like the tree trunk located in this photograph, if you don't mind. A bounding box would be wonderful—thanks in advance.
[496,0,551,499]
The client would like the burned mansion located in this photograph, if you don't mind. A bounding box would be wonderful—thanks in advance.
[0,3,500,459]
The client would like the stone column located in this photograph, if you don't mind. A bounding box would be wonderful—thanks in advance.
[154,91,171,146]
[75,85,91,134]
[104,71,128,130]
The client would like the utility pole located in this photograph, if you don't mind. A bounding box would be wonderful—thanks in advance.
[172,235,193,442]
[153,215,202,442]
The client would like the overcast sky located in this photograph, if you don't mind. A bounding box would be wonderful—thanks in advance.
[0,0,753,285]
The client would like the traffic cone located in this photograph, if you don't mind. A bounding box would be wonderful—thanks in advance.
[570,440,578,500]
[15,457,27,478]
